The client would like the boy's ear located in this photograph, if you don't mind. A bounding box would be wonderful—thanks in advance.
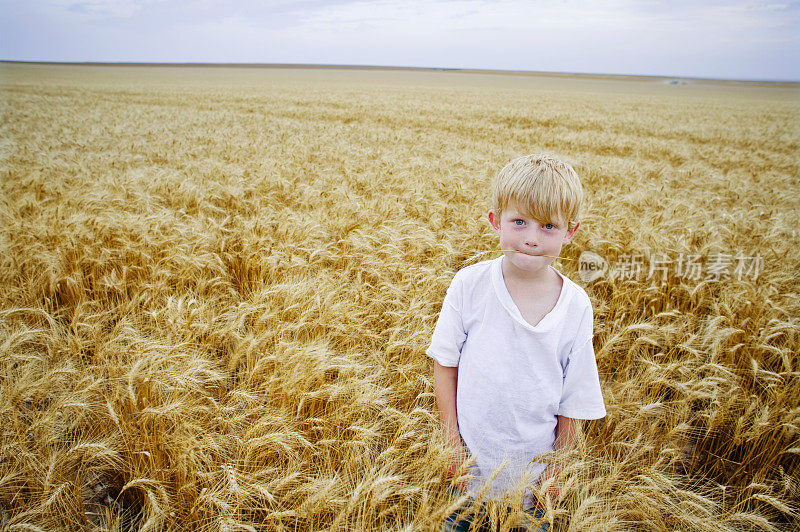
[563,221,580,243]
[488,210,501,232]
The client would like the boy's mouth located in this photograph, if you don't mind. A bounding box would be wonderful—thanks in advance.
[501,249,566,260]
[502,249,541,257]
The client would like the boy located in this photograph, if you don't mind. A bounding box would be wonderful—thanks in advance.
[427,154,606,530]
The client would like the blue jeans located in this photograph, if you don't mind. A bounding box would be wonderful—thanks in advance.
[442,488,549,532]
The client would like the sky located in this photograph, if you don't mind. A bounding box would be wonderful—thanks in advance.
[1,0,799,81]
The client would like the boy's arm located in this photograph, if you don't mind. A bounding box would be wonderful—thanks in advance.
[433,361,468,488]
[538,415,580,503]
[433,361,460,445]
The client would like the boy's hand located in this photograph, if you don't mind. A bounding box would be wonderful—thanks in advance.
[535,416,580,506]
[448,443,470,492]
[433,362,470,492]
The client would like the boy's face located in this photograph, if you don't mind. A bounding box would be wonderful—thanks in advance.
[488,200,579,275]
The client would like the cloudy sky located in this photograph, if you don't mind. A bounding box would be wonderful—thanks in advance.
[2,0,798,80]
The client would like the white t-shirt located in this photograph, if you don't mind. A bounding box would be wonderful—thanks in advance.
[426,256,606,508]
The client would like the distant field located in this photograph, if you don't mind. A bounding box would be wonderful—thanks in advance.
[1,63,798,530]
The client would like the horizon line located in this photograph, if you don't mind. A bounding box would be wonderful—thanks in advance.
[2,60,799,85]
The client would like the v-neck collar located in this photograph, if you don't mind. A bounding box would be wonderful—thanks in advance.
[491,256,567,331]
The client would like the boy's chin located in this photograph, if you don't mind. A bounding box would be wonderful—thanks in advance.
[504,252,554,269]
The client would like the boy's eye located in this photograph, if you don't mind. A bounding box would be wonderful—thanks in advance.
[514,219,525,226]
[544,223,555,230]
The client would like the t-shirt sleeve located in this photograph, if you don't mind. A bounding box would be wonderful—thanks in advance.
[425,277,466,367]
[558,312,606,419]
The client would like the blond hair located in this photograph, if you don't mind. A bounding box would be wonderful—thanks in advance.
[491,154,583,230]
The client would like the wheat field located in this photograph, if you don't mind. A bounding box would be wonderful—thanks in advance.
[1,63,798,531]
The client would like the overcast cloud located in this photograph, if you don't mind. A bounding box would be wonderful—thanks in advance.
[1,0,798,80]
